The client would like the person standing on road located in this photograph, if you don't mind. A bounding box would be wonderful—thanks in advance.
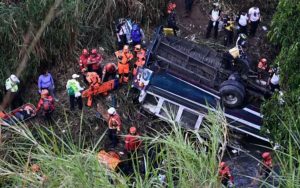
[66,74,84,111]
[38,69,58,102]
[206,3,222,39]
[248,6,261,36]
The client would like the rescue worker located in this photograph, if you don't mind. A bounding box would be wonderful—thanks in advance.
[223,15,235,46]
[260,152,273,178]
[248,6,261,36]
[86,71,101,89]
[219,162,234,187]
[101,63,118,83]
[257,58,268,80]
[206,3,222,39]
[115,45,134,83]
[36,89,55,121]
[87,49,102,75]
[107,107,122,148]
[125,126,142,158]
[38,69,58,102]
[79,49,89,73]
[66,74,84,111]
[134,44,146,60]
[4,74,21,109]
[167,1,176,14]
[133,57,146,76]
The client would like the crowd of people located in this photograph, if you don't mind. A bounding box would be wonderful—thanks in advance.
[0,1,277,185]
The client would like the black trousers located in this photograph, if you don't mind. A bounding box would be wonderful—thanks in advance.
[249,20,259,36]
[224,30,234,46]
[117,35,128,50]
[185,0,193,12]
[103,73,117,82]
[206,20,219,39]
[238,24,248,35]
[69,95,83,110]
[108,128,118,147]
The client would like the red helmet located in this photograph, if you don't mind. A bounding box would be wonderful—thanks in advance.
[129,126,137,134]
[219,162,226,168]
[262,152,271,159]
[106,63,116,72]
[82,49,88,55]
[92,49,97,54]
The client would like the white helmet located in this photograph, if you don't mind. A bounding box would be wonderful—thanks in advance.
[107,107,116,115]
[10,74,20,83]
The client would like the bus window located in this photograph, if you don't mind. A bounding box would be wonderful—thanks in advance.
[142,94,159,113]
[180,109,199,129]
[159,100,179,120]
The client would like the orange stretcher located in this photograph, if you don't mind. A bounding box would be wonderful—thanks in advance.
[0,103,37,126]
[82,79,119,107]
[97,150,121,171]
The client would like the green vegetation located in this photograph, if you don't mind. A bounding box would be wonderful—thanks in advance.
[263,0,300,148]
[0,0,167,99]
[0,110,227,187]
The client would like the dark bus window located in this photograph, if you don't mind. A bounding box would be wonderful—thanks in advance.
[143,94,159,113]
[180,109,199,129]
[159,101,179,120]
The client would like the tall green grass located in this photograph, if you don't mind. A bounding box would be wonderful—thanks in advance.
[0,109,228,187]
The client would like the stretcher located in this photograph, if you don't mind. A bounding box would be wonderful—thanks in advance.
[97,150,121,171]
[82,79,119,107]
[0,103,37,126]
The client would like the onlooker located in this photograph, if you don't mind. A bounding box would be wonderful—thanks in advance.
[131,23,145,46]
[223,15,235,46]
[248,6,261,36]
[115,18,132,50]
[4,74,21,109]
[66,74,84,111]
[237,12,248,35]
[206,3,222,39]
[38,69,58,102]
[268,67,280,92]
[167,11,179,36]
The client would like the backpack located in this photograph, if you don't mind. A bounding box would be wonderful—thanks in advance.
[67,86,75,96]
[131,24,142,43]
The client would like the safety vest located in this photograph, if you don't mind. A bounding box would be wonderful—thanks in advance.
[225,21,235,31]
[66,79,81,95]
[108,114,121,131]
[136,49,146,60]
[5,78,18,92]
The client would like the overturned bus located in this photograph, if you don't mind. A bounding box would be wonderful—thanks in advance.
[132,26,271,142]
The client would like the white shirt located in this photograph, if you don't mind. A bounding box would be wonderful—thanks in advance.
[211,9,220,21]
[270,73,279,85]
[248,7,260,22]
[238,14,248,26]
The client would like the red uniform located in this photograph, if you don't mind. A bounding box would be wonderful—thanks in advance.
[79,55,89,72]
[88,54,102,71]
[125,134,142,152]
[219,164,234,186]
[108,113,122,131]
[36,96,55,112]
[167,2,176,14]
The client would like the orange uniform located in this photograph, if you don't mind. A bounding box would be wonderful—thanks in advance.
[86,72,101,87]
[133,58,145,76]
[115,49,133,83]
[108,113,122,131]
